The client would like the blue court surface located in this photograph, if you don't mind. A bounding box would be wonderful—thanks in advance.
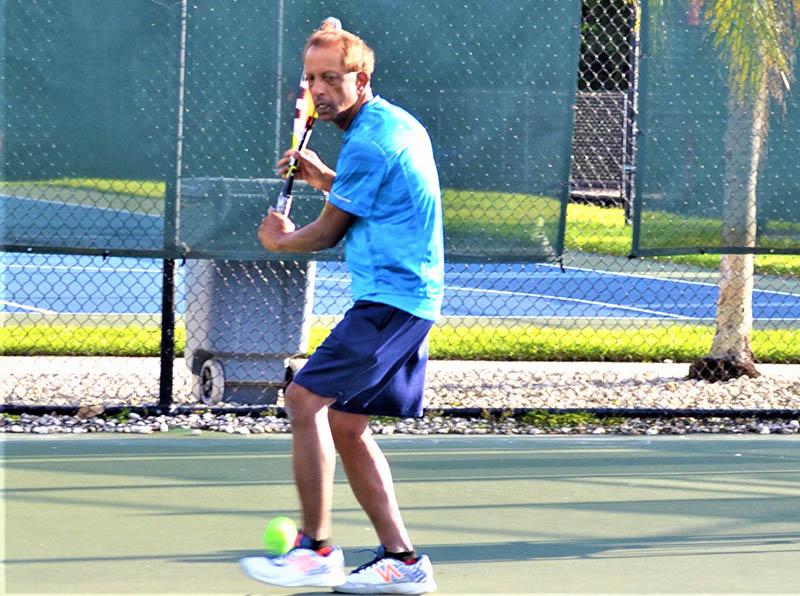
[3,190,800,321]
[2,196,163,252]
[3,251,800,321]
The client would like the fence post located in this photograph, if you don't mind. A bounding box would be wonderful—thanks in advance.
[623,0,641,225]
[159,0,189,409]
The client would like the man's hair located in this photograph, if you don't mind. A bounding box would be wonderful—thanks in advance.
[303,29,375,75]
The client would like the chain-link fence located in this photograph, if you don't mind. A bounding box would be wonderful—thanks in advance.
[2,0,799,411]
[633,0,800,257]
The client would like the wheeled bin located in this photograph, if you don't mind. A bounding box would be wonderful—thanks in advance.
[180,177,322,404]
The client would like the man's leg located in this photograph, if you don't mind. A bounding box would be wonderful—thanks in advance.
[283,381,336,540]
[329,408,413,553]
[238,382,346,588]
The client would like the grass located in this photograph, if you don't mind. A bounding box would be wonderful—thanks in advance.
[566,201,800,276]
[442,188,798,274]
[517,410,619,428]
[0,325,186,357]
[443,189,561,256]
[3,323,798,363]
[0,178,165,215]
[423,324,800,363]
[6,178,166,199]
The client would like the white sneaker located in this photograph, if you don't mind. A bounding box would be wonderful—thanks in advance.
[334,547,437,594]
[239,546,346,588]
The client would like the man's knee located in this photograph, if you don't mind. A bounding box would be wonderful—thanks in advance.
[329,410,370,452]
[283,382,329,422]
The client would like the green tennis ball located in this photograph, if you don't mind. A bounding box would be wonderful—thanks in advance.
[263,516,297,555]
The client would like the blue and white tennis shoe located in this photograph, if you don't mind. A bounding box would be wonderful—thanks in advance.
[334,546,437,594]
[239,545,346,588]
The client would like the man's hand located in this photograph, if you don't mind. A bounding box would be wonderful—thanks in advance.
[258,209,296,252]
[278,148,336,193]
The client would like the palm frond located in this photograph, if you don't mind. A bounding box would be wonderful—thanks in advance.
[704,0,798,102]
[648,0,798,102]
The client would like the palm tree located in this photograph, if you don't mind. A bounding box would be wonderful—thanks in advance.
[651,0,798,381]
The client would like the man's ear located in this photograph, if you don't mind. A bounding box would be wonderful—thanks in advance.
[356,71,370,93]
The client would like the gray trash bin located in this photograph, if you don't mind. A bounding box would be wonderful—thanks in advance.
[185,259,315,405]
[179,177,321,405]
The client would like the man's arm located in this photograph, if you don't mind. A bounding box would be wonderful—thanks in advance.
[258,200,354,253]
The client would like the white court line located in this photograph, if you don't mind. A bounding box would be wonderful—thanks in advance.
[4,260,795,320]
[446,285,690,319]
[442,263,799,302]
[2,263,161,274]
[4,312,158,317]
[539,262,722,286]
[438,315,716,321]
[2,194,160,217]
[540,262,800,298]
[0,300,58,314]
[313,275,791,319]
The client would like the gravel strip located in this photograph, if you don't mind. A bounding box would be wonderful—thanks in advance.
[2,358,799,435]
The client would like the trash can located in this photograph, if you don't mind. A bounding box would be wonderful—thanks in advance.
[180,177,322,405]
[184,259,315,405]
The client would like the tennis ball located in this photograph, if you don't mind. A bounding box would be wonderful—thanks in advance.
[263,516,297,555]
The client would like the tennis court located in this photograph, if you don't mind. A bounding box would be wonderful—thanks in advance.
[4,434,800,594]
[4,250,800,322]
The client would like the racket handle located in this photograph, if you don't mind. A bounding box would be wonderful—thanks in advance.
[275,192,292,215]
[275,184,293,215]
[275,160,299,215]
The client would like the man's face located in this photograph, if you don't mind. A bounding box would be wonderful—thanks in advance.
[303,44,361,123]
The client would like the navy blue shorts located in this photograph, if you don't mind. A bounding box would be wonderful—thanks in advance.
[291,301,434,418]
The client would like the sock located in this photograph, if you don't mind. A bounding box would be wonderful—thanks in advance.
[384,549,418,564]
[296,531,332,554]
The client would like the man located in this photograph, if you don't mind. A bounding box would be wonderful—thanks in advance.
[239,26,443,595]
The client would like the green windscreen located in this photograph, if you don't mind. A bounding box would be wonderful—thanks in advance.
[176,0,581,261]
[632,1,800,256]
[2,0,181,256]
[2,0,581,261]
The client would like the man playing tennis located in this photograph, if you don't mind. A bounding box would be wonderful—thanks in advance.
[239,26,443,595]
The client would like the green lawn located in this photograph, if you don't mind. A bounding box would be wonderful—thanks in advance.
[3,323,798,363]
[444,189,798,275]
[441,189,562,259]
[566,202,800,276]
[443,189,560,237]
[0,179,165,215]
[0,325,184,357]
[26,178,164,198]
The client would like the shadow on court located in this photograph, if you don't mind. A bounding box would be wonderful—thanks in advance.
[3,434,800,594]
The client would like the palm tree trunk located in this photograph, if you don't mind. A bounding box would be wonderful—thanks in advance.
[688,74,769,381]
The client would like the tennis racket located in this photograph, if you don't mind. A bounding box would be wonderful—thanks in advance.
[274,16,342,215]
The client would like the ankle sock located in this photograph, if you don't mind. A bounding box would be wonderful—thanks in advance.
[296,531,331,553]
[384,549,418,564]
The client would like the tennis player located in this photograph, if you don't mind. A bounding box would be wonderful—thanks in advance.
[239,26,443,595]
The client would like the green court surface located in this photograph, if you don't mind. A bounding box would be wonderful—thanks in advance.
[2,434,800,595]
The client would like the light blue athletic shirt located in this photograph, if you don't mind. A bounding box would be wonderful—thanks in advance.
[329,96,444,321]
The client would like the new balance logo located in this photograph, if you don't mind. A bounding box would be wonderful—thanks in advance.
[376,561,404,583]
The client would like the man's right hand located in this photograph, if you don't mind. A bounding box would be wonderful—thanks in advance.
[258,208,296,252]
[278,148,336,194]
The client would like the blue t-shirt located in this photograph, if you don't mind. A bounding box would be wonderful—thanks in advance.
[329,96,444,321]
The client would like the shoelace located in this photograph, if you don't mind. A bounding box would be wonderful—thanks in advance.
[350,547,388,574]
